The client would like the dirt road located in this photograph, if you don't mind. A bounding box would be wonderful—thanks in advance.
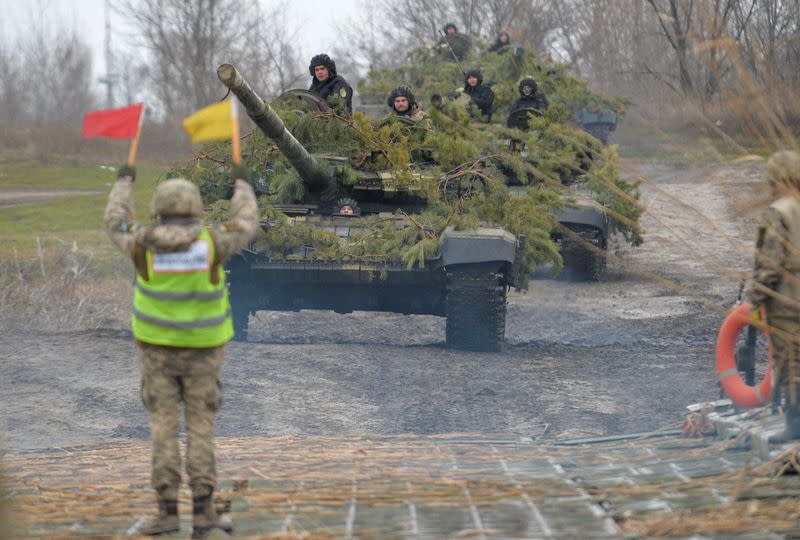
[0,159,765,451]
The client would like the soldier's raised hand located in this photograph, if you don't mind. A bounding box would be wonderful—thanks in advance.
[229,164,251,183]
[117,165,136,182]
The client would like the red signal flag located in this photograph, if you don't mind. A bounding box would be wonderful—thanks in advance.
[82,103,144,139]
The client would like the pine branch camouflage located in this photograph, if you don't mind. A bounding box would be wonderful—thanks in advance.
[171,44,642,279]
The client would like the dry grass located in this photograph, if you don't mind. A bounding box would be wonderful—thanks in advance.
[0,237,130,332]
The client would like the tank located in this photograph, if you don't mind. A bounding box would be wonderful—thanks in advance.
[504,103,611,280]
[217,64,521,352]
[357,43,638,282]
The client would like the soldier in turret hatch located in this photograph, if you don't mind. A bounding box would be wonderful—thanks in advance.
[511,77,548,115]
[308,53,353,114]
[488,31,512,53]
[387,85,431,127]
[438,22,458,43]
[462,69,495,122]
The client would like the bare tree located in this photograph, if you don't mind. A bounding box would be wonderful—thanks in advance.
[115,0,263,118]
[0,3,95,127]
[379,0,453,45]
[371,0,557,58]
[255,1,305,94]
[0,44,22,126]
[646,0,696,96]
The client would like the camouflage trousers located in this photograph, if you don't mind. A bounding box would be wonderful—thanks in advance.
[768,316,800,403]
[138,342,225,501]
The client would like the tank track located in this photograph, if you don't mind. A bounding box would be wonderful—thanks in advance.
[560,226,607,281]
[445,269,507,352]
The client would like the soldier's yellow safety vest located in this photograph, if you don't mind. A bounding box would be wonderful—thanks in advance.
[132,228,233,348]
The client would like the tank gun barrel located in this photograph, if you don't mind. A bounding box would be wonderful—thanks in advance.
[217,63,332,190]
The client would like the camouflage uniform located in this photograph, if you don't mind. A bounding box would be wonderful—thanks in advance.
[747,151,800,435]
[105,172,257,532]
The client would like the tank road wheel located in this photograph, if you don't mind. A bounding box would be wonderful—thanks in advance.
[561,226,607,281]
[445,268,507,352]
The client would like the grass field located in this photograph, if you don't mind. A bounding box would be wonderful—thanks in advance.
[0,157,165,259]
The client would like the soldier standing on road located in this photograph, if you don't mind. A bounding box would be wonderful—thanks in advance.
[387,85,431,127]
[462,69,495,122]
[105,165,258,536]
[308,54,353,114]
[748,151,800,438]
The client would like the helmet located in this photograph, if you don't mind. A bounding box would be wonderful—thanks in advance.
[767,151,800,190]
[518,77,537,95]
[464,69,483,85]
[152,178,203,218]
[387,85,417,110]
[443,22,457,34]
[309,54,337,78]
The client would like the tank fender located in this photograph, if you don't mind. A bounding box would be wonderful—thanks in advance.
[439,226,517,267]
[556,203,609,236]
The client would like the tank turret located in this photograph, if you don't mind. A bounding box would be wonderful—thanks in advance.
[216,63,333,191]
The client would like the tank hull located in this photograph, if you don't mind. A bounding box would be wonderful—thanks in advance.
[227,228,519,351]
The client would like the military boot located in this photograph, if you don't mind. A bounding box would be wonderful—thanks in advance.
[192,494,233,538]
[127,499,179,536]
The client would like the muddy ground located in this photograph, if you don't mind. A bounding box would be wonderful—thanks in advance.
[0,159,766,451]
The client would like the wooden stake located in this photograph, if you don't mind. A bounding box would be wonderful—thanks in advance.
[126,104,145,166]
[230,99,241,165]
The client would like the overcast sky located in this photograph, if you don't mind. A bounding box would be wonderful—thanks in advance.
[1,0,362,91]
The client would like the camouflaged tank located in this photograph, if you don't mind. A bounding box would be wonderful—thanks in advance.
[361,54,627,281]
[505,103,611,280]
[218,64,522,352]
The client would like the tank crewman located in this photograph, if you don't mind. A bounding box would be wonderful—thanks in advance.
[747,151,800,438]
[511,77,548,115]
[462,69,495,122]
[387,85,431,127]
[437,22,459,44]
[105,165,258,536]
[436,22,470,60]
[488,31,512,53]
[308,53,353,114]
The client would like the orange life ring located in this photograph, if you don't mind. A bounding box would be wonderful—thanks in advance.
[715,303,773,408]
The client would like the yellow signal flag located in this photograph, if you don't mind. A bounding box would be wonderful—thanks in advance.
[183,100,234,144]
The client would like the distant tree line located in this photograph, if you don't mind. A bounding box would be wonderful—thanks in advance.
[340,0,800,127]
[0,0,797,155]
[0,11,95,128]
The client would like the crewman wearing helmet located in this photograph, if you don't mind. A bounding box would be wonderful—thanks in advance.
[463,69,495,122]
[387,85,431,127]
[105,164,258,536]
[308,53,353,114]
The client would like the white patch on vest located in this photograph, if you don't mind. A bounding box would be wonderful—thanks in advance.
[152,240,210,273]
